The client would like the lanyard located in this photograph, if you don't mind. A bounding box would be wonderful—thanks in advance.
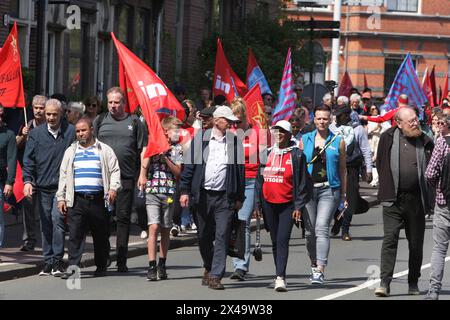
[307,134,338,167]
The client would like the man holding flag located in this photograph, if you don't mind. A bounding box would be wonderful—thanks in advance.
[0,103,17,250]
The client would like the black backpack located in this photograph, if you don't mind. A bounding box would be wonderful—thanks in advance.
[440,136,450,204]
[346,125,364,168]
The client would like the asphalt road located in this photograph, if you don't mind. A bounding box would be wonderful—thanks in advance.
[1,203,449,301]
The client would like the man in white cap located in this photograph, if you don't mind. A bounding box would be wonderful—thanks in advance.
[180,105,245,290]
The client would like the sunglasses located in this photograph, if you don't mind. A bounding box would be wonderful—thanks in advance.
[87,103,97,107]
[437,121,447,126]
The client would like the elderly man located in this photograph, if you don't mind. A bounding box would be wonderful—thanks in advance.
[23,99,75,276]
[16,95,47,252]
[180,106,245,290]
[57,117,121,278]
[94,87,147,272]
[66,101,85,125]
[374,107,434,297]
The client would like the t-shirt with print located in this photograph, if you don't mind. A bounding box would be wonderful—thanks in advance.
[262,151,293,203]
[145,143,183,194]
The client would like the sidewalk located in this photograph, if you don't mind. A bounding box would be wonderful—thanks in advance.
[0,183,378,282]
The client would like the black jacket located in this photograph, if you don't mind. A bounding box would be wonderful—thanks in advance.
[376,127,433,210]
[179,129,245,206]
[254,146,312,231]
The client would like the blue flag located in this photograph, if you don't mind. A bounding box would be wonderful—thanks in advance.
[246,48,272,96]
[382,53,427,116]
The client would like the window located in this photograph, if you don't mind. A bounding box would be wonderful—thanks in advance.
[117,5,132,46]
[9,0,19,17]
[67,27,83,99]
[386,0,418,12]
[383,56,417,96]
[294,0,328,8]
[134,9,151,64]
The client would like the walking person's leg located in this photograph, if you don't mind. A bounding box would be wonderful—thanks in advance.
[21,197,37,250]
[304,188,319,267]
[261,201,279,270]
[115,179,134,271]
[87,197,109,273]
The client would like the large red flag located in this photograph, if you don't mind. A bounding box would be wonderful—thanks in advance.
[0,22,25,108]
[213,39,247,102]
[111,32,171,158]
[441,74,448,105]
[338,71,353,98]
[243,84,267,129]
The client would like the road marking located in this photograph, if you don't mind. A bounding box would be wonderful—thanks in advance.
[316,256,450,300]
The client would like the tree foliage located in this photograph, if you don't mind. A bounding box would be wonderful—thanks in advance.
[195,13,309,97]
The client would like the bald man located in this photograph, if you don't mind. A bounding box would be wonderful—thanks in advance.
[23,99,76,277]
[374,107,434,297]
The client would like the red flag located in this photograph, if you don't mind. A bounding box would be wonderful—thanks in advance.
[363,73,368,89]
[338,71,353,98]
[13,161,24,202]
[111,32,171,158]
[213,39,247,102]
[441,74,448,105]
[243,84,267,129]
[430,66,437,106]
[0,22,25,108]
[422,67,434,108]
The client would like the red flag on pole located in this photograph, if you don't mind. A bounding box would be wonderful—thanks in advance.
[0,22,25,108]
[441,74,448,106]
[213,39,247,102]
[243,84,268,129]
[111,32,172,158]
[430,66,437,106]
[338,71,354,98]
[13,161,24,202]
[422,67,434,108]
[363,73,368,89]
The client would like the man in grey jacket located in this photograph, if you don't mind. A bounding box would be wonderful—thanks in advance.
[57,117,121,278]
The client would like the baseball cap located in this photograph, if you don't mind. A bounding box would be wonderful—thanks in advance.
[271,120,292,133]
[398,95,409,105]
[213,105,239,122]
[335,105,352,116]
[199,106,216,117]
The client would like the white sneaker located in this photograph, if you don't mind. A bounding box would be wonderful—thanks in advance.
[180,225,187,232]
[170,225,180,237]
[310,267,324,285]
[140,230,148,239]
[191,222,197,230]
[274,276,287,292]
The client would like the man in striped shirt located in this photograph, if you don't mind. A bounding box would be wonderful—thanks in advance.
[57,117,121,278]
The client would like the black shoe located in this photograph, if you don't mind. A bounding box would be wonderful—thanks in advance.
[39,263,53,276]
[230,269,246,281]
[51,261,66,277]
[117,264,128,273]
[61,270,75,280]
[331,219,342,236]
[106,256,111,268]
[94,267,107,277]
[20,243,35,252]
[408,282,420,295]
[147,267,157,281]
[157,265,168,280]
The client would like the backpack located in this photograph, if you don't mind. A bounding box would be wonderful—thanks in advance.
[440,136,450,204]
[346,123,364,168]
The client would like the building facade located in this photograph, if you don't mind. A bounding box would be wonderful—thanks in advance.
[285,0,450,98]
[0,0,279,103]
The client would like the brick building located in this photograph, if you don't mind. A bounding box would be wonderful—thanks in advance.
[285,0,450,98]
[0,0,279,103]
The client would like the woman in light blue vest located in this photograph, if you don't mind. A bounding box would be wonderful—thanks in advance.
[302,105,347,285]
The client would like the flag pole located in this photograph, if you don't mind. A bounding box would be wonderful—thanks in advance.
[23,106,28,126]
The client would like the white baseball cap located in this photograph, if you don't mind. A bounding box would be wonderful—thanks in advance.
[271,120,292,133]
[213,105,239,122]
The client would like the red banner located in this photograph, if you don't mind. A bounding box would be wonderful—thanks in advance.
[243,84,267,129]
[212,39,247,102]
[422,68,434,108]
[441,74,448,106]
[111,32,171,158]
[0,22,25,108]
[338,71,353,98]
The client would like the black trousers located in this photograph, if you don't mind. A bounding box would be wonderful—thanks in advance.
[115,178,134,266]
[67,195,109,268]
[196,189,234,279]
[380,191,425,284]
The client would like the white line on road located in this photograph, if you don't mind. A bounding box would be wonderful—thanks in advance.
[317,256,450,300]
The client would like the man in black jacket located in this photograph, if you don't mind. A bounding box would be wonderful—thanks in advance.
[180,106,245,290]
[374,107,434,297]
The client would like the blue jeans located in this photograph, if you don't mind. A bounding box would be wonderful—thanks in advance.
[232,178,255,272]
[0,181,4,247]
[304,186,340,267]
[35,190,65,265]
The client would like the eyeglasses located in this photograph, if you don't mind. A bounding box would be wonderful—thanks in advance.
[400,118,419,126]
[437,121,447,126]
[87,103,97,107]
